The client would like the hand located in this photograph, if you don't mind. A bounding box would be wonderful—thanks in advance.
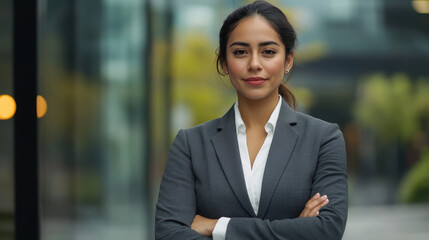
[299,193,329,217]
[191,214,218,237]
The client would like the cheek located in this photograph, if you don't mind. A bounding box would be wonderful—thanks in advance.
[226,54,247,75]
[266,57,286,75]
[228,61,241,74]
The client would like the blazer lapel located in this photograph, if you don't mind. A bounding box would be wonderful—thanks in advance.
[211,106,256,217]
[257,100,299,218]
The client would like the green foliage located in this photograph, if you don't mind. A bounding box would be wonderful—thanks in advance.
[354,73,429,145]
[292,86,314,110]
[355,73,429,203]
[399,149,429,203]
[415,79,429,132]
[171,33,236,126]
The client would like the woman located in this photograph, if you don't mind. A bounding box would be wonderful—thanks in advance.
[155,1,348,239]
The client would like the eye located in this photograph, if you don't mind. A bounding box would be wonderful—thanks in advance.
[263,49,277,55]
[233,49,247,56]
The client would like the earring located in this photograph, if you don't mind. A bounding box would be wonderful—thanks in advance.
[285,69,289,73]
[225,70,229,74]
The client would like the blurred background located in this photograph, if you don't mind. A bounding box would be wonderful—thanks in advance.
[1,0,429,239]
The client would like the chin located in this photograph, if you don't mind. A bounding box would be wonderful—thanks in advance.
[239,90,277,101]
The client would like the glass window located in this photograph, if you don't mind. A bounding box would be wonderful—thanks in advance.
[39,0,149,239]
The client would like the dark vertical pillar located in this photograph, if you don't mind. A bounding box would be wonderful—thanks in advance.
[165,0,173,145]
[13,0,40,239]
[147,0,173,238]
[144,0,152,238]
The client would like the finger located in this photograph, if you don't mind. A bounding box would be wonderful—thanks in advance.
[300,193,321,217]
[308,199,328,217]
[305,194,327,210]
[303,195,328,217]
[308,198,329,216]
[304,193,321,209]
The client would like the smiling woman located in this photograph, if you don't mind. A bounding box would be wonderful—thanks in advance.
[155,1,348,239]
[224,15,292,104]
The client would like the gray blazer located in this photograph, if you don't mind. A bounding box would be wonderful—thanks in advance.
[155,100,348,239]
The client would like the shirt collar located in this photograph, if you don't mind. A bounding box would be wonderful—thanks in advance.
[234,102,246,135]
[234,96,282,135]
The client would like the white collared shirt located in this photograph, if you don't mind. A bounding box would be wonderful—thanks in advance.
[212,97,282,239]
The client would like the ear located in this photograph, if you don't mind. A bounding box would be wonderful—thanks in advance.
[222,61,229,74]
[284,51,294,73]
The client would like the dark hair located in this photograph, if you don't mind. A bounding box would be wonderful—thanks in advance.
[216,0,297,109]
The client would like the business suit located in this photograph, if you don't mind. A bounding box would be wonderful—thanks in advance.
[155,99,348,239]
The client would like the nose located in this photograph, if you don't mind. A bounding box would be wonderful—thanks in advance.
[248,53,262,72]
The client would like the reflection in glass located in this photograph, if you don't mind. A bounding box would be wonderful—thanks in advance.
[39,0,148,239]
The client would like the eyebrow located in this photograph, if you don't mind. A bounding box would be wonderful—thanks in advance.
[229,41,280,48]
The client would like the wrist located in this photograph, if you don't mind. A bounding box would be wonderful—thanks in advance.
[208,219,218,236]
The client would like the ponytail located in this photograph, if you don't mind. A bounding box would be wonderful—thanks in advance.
[278,83,296,110]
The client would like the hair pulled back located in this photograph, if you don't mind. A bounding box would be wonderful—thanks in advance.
[216,0,297,109]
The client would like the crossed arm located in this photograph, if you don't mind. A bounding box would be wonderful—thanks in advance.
[155,124,347,240]
[191,192,330,237]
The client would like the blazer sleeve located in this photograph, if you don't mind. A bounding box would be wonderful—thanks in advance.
[225,124,348,240]
[155,129,211,240]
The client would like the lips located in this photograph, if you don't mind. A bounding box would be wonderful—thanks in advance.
[245,77,266,86]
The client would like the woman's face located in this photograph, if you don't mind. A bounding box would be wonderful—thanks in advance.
[225,15,293,102]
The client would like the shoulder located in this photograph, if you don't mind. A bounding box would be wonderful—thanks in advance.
[295,111,336,128]
[293,111,342,141]
[180,104,235,138]
[173,105,235,148]
[177,117,221,140]
[279,100,339,136]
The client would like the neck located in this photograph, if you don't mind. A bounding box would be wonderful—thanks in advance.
[237,93,279,129]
